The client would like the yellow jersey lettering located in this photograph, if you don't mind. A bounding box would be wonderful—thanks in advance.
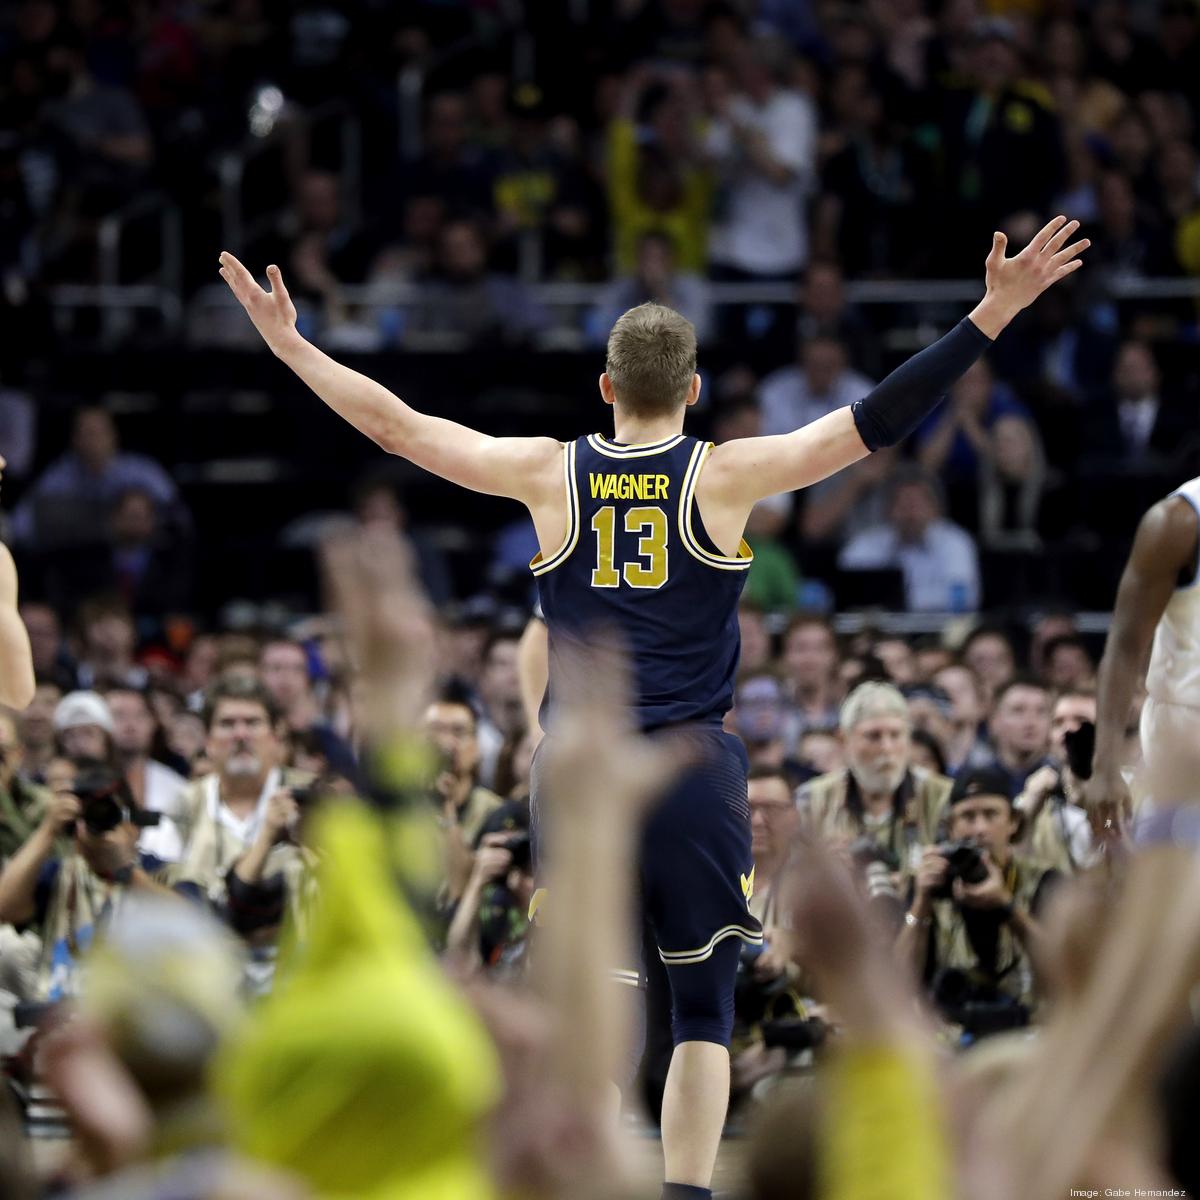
[589,473,672,501]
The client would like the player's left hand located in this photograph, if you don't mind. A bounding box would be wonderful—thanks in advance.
[218,253,300,357]
[982,215,1090,315]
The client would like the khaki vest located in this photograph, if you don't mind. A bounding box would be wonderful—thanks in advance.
[799,767,953,875]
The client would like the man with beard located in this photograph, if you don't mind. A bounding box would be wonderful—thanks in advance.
[173,677,288,906]
[799,681,951,878]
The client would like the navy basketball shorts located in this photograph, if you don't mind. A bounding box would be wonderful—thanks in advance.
[530,725,762,1050]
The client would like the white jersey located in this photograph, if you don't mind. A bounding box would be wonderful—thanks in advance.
[1145,478,1200,710]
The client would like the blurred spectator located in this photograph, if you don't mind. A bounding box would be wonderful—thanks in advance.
[19,600,74,687]
[102,684,186,860]
[916,359,1030,485]
[839,468,981,612]
[72,596,146,690]
[759,334,874,437]
[1029,609,1078,678]
[409,91,495,217]
[745,764,799,968]
[1085,339,1192,467]
[105,486,194,617]
[259,637,356,778]
[173,677,284,905]
[929,17,1064,269]
[0,710,49,861]
[590,231,713,343]
[1088,168,1173,282]
[0,375,35,481]
[814,71,929,279]
[607,65,712,274]
[731,670,796,774]
[800,446,894,547]
[799,681,950,877]
[17,677,62,782]
[902,767,1059,1035]
[934,663,994,774]
[705,37,817,279]
[423,694,502,902]
[779,614,841,744]
[913,638,953,683]
[874,636,917,686]
[475,632,524,792]
[978,413,1048,552]
[1014,687,1096,874]
[0,764,177,1001]
[796,726,843,777]
[409,217,547,345]
[54,689,115,762]
[737,602,773,674]
[742,494,801,613]
[11,408,187,549]
[962,625,1017,702]
[795,261,877,376]
[445,800,534,980]
[987,676,1053,795]
[1042,633,1096,691]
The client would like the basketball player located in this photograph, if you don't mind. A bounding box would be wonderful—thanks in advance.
[1083,480,1200,823]
[0,457,35,710]
[220,215,1087,1198]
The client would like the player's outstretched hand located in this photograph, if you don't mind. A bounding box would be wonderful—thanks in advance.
[982,215,1089,316]
[218,252,300,357]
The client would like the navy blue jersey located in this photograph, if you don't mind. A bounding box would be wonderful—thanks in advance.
[533,432,752,731]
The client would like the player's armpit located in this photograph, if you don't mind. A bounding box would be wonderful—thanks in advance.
[701,407,870,508]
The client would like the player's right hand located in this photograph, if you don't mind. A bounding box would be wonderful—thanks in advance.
[1078,766,1132,838]
[218,253,299,356]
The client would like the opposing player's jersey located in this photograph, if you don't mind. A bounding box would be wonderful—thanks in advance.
[532,433,752,731]
[1146,476,1200,709]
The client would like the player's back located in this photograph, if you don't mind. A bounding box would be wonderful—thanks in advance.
[533,433,752,730]
[1147,476,1200,709]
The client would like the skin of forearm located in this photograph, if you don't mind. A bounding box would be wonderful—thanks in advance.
[0,823,57,923]
[445,878,487,967]
[233,830,276,886]
[1092,636,1143,770]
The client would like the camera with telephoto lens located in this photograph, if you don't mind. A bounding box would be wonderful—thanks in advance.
[72,767,160,835]
[929,839,989,898]
[932,967,1030,1037]
[1063,720,1095,781]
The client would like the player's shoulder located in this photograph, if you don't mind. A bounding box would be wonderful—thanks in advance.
[1135,491,1200,565]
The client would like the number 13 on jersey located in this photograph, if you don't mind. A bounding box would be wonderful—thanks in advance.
[591,505,669,589]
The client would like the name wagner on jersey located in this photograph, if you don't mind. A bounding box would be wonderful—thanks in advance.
[588,472,671,501]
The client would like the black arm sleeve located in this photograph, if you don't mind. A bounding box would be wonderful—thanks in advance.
[850,317,993,451]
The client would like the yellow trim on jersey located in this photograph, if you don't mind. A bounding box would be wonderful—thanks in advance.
[529,441,581,576]
[677,442,754,571]
[587,432,687,459]
[658,924,764,965]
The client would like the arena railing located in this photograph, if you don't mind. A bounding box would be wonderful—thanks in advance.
[50,274,1200,349]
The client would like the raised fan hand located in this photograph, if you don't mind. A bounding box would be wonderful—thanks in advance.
[319,527,437,737]
[983,215,1089,313]
[218,252,299,357]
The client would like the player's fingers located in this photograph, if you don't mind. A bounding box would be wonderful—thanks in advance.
[1030,214,1067,253]
[218,251,260,294]
[1043,218,1080,255]
[1053,259,1085,280]
[986,231,1007,266]
[266,263,292,308]
[1051,237,1090,264]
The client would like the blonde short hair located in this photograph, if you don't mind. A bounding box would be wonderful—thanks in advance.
[605,302,697,417]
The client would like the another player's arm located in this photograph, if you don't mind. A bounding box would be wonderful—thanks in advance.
[218,254,561,503]
[0,544,35,710]
[1082,498,1198,814]
[704,217,1089,506]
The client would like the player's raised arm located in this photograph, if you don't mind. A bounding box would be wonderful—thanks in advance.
[0,456,35,711]
[218,253,561,503]
[1080,497,1198,819]
[703,216,1089,505]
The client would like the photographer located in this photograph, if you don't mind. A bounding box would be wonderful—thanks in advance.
[0,764,177,1001]
[800,682,951,878]
[422,693,502,903]
[1014,688,1097,874]
[444,802,534,981]
[900,767,1060,1038]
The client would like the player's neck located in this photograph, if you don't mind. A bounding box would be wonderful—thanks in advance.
[610,410,685,446]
